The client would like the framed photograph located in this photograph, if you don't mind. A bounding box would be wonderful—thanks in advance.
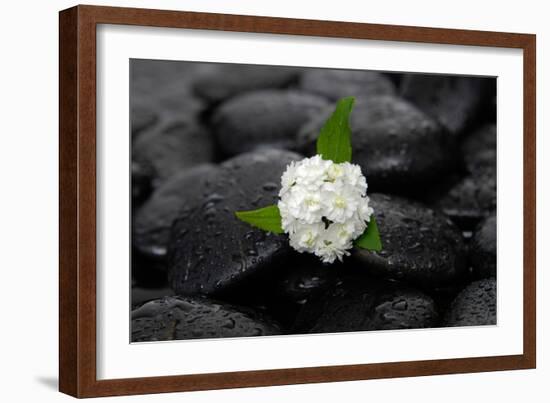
[59,4,536,398]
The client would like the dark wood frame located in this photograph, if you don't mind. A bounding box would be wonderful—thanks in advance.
[59,4,536,398]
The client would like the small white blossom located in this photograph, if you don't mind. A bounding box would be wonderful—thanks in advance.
[278,155,373,263]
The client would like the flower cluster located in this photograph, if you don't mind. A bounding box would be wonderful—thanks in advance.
[278,155,373,263]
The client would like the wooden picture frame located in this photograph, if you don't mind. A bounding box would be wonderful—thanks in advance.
[59,4,536,398]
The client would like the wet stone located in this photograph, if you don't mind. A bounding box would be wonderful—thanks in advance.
[385,72,403,87]
[298,69,396,101]
[131,104,158,138]
[470,214,497,279]
[211,90,329,157]
[133,164,221,266]
[131,59,200,97]
[273,254,337,306]
[254,254,338,327]
[293,274,439,333]
[132,121,215,186]
[437,166,496,230]
[444,278,496,326]
[154,87,205,127]
[168,149,303,296]
[132,296,281,342]
[353,194,467,288]
[400,74,493,136]
[461,124,496,173]
[297,95,454,194]
[193,64,298,104]
[221,148,303,197]
[132,286,174,309]
[131,158,156,207]
[131,59,205,128]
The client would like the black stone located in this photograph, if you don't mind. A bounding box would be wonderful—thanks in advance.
[220,148,303,198]
[400,74,493,136]
[444,278,496,326]
[211,90,329,157]
[131,158,156,207]
[133,164,221,266]
[470,214,497,279]
[168,149,302,296]
[297,95,455,194]
[294,274,439,333]
[193,64,298,104]
[461,124,496,173]
[132,296,281,341]
[298,69,396,101]
[154,87,205,127]
[249,254,339,327]
[273,254,337,306]
[132,286,174,308]
[353,194,467,288]
[131,59,200,97]
[199,251,340,329]
[130,59,205,128]
[131,254,169,289]
[132,121,215,186]
[437,166,496,229]
[131,103,158,137]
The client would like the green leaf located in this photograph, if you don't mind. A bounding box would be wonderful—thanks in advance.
[235,205,284,234]
[316,96,355,163]
[354,216,382,251]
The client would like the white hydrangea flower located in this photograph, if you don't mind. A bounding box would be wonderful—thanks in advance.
[278,155,374,264]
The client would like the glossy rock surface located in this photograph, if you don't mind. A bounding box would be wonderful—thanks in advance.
[353,194,467,288]
[193,64,298,103]
[168,149,302,296]
[211,90,329,156]
[470,214,497,279]
[132,296,281,341]
[298,69,396,101]
[133,164,221,265]
[401,74,493,135]
[297,95,454,193]
[444,278,496,326]
[437,166,496,229]
[294,274,438,333]
[461,123,497,173]
[132,122,215,186]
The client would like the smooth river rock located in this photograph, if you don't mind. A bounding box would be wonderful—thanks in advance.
[193,64,298,104]
[130,59,205,130]
[461,123,496,173]
[132,286,174,308]
[444,278,496,326]
[132,296,281,341]
[168,149,303,296]
[298,69,396,101]
[401,74,493,136]
[272,254,337,306]
[133,164,221,266]
[353,194,467,288]
[256,254,339,327]
[470,214,497,279]
[296,95,455,194]
[211,90,329,157]
[294,274,439,333]
[131,158,156,207]
[437,166,496,229]
[132,121,215,186]
[131,103,158,137]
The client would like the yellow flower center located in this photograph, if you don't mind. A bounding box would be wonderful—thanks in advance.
[334,196,347,209]
[305,198,319,207]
